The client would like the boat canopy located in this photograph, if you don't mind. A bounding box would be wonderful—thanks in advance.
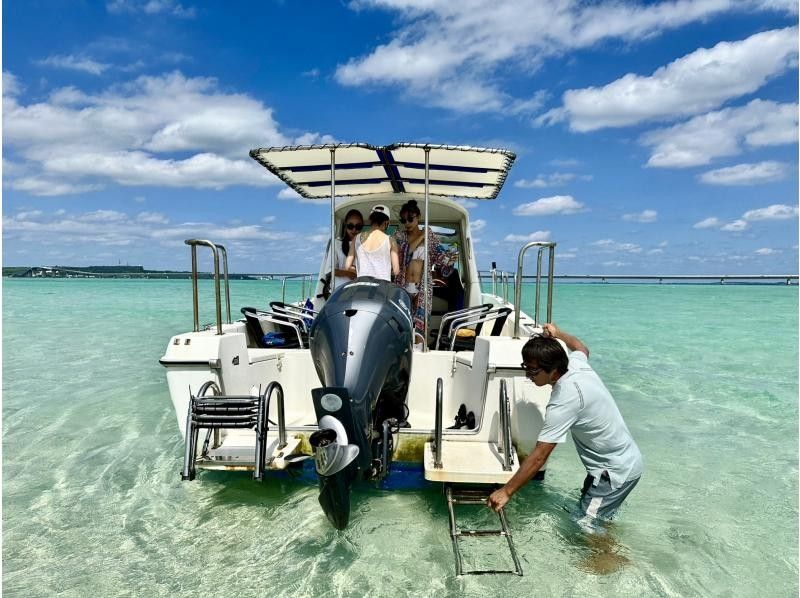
[250,143,516,200]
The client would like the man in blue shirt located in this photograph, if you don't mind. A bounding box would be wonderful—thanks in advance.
[488,323,643,525]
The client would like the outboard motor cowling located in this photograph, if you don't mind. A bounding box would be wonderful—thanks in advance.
[308,278,414,529]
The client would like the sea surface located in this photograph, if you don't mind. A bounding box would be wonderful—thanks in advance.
[3,279,798,597]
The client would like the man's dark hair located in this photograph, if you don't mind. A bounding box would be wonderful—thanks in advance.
[369,211,389,225]
[522,336,569,375]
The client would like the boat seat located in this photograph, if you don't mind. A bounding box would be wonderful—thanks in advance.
[438,306,512,352]
[269,301,317,332]
[240,307,307,349]
[431,304,493,350]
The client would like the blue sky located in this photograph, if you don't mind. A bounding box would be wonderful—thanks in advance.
[3,0,798,275]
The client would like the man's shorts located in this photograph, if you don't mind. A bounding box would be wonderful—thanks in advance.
[578,471,640,521]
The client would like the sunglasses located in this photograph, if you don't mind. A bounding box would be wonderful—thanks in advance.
[346,223,364,231]
[399,215,418,224]
[521,362,544,376]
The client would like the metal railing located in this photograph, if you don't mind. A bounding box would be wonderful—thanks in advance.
[433,378,443,469]
[281,274,314,303]
[513,242,556,338]
[185,239,232,335]
[479,272,798,285]
[489,269,513,303]
[497,380,513,471]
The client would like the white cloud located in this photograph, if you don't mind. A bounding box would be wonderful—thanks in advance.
[602,261,629,267]
[721,219,748,232]
[79,210,128,222]
[471,219,486,232]
[695,204,798,233]
[641,99,797,168]
[137,211,169,224]
[504,230,551,242]
[276,187,329,204]
[6,177,103,196]
[513,195,586,216]
[16,210,43,220]
[3,208,295,250]
[3,72,22,96]
[591,239,642,253]
[699,161,788,185]
[278,188,301,200]
[36,55,111,75]
[262,215,276,224]
[335,1,795,114]
[622,209,658,223]
[545,27,797,131]
[106,0,196,18]
[3,71,329,195]
[693,217,721,229]
[647,248,664,255]
[514,172,591,188]
[754,247,781,255]
[742,203,798,221]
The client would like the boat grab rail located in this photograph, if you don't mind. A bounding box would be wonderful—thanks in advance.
[264,380,288,454]
[513,242,556,337]
[497,380,513,471]
[501,271,512,304]
[433,378,443,469]
[489,267,513,304]
[184,239,232,335]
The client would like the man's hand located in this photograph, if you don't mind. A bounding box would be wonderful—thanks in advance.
[542,323,561,339]
[487,487,511,512]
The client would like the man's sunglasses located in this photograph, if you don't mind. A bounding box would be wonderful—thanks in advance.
[399,215,418,224]
[521,363,544,376]
[346,223,364,231]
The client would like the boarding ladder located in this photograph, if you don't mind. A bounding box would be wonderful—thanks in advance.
[445,485,523,576]
[431,379,523,576]
[181,381,288,480]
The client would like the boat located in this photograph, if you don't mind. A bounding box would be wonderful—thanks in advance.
[160,143,558,575]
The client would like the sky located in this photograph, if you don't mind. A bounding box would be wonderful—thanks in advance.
[3,0,798,275]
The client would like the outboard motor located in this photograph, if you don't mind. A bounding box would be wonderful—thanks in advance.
[308,277,413,529]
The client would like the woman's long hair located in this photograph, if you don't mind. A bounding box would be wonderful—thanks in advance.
[399,199,421,219]
[340,209,363,255]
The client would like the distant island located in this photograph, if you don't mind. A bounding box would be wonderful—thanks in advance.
[2,265,284,280]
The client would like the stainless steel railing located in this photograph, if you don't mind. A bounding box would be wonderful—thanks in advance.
[497,379,513,471]
[513,241,556,338]
[281,274,314,303]
[185,239,232,335]
[433,377,443,469]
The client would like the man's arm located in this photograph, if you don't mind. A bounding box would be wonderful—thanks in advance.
[543,323,589,357]
[487,441,557,512]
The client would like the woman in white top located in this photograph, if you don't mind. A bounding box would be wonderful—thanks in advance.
[328,209,364,289]
[345,204,399,282]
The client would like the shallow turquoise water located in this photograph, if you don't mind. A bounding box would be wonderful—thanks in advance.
[3,279,798,596]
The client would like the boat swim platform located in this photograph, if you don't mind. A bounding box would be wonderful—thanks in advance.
[199,429,302,472]
[423,440,519,484]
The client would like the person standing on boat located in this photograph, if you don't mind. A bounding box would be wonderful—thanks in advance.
[345,204,399,282]
[394,199,448,343]
[488,323,643,528]
[325,209,363,290]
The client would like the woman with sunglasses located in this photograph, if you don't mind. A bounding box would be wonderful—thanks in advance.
[394,199,447,344]
[329,209,363,289]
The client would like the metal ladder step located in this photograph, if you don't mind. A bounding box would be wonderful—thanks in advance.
[446,485,523,576]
